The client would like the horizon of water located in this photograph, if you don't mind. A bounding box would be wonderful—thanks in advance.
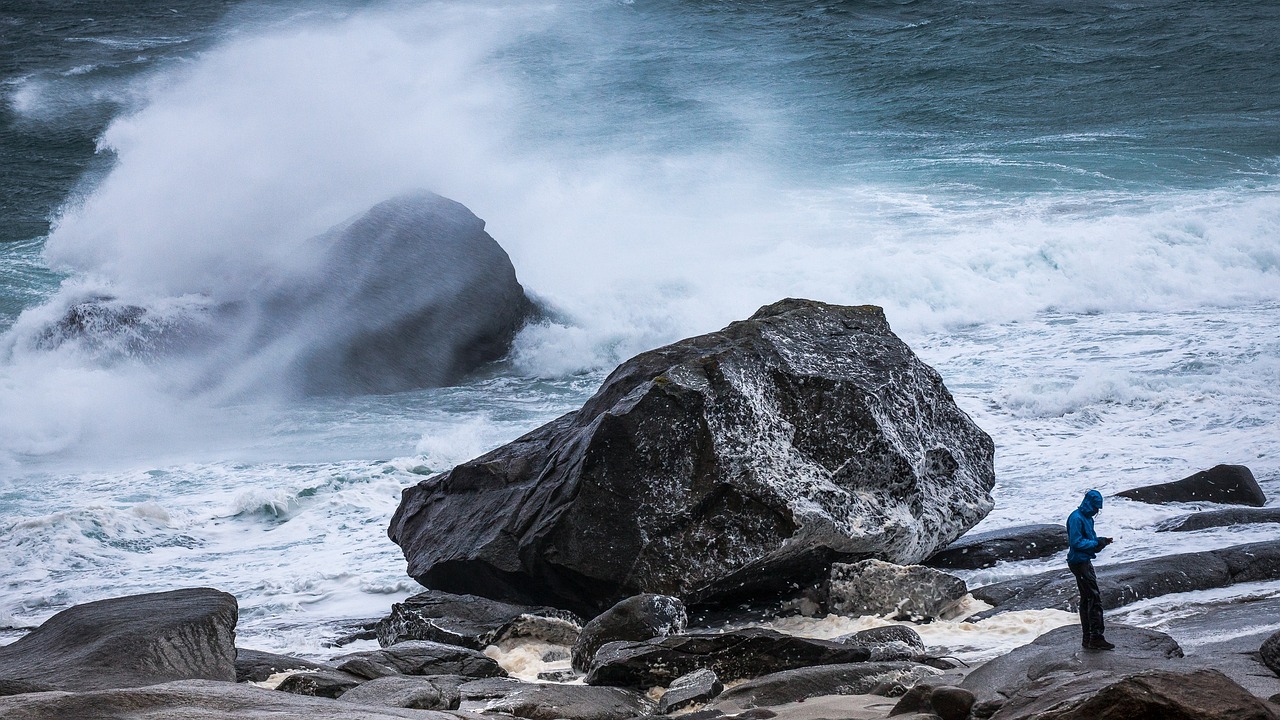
[1,0,1278,658]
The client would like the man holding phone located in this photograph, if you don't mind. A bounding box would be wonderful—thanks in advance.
[1067,489,1114,650]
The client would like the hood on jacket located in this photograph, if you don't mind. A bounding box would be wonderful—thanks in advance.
[1079,489,1104,517]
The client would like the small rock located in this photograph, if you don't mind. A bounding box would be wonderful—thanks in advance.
[926,686,974,720]
[541,648,570,663]
[839,625,927,652]
[375,590,579,649]
[332,640,505,679]
[828,560,967,621]
[659,668,724,714]
[537,669,580,682]
[573,594,687,671]
[1261,630,1280,677]
[275,669,364,698]
[235,649,328,683]
[1117,464,1265,507]
[337,675,461,710]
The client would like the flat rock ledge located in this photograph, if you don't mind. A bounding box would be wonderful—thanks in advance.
[970,539,1280,617]
[585,627,913,687]
[924,524,1068,570]
[390,299,996,616]
[0,588,237,692]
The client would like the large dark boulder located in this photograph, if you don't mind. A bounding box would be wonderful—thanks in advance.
[1156,507,1280,532]
[1117,464,1265,507]
[584,627,912,687]
[25,192,537,396]
[376,590,580,649]
[839,626,926,652]
[0,588,237,692]
[390,300,995,615]
[280,192,537,394]
[459,677,654,720]
[572,594,687,672]
[924,524,1068,570]
[0,679,461,719]
[989,668,1276,720]
[970,539,1280,616]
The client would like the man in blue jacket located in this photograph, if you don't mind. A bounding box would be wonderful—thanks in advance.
[1068,489,1114,650]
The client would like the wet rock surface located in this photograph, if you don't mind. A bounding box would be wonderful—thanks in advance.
[1116,464,1265,507]
[839,626,927,653]
[715,663,938,709]
[275,669,365,698]
[659,668,724,713]
[1156,507,1280,532]
[572,594,687,672]
[390,299,995,616]
[376,590,580,650]
[827,560,967,622]
[924,524,1068,570]
[988,668,1276,720]
[459,676,654,720]
[333,641,506,679]
[0,588,237,692]
[0,679,465,720]
[337,675,463,710]
[1262,631,1280,677]
[236,649,327,683]
[961,625,1184,716]
[584,627,910,687]
[970,539,1280,615]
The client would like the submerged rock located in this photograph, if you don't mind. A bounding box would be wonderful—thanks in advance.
[1116,464,1265,507]
[1156,507,1280,532]
[0,588,237,692]
[924,524,1068,570]
[970,539,1280,616]
[390,299,995,615]
[376,590,580,650]
[23,192,537,396]
[827,559,967,622]
[572,594,687,672]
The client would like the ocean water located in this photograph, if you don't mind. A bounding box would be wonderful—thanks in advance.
[2,0,1278,660]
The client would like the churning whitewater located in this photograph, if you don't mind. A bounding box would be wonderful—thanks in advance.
[1,0,1278,660]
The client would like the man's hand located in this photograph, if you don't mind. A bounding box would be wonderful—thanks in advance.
[1099,537,1114,548]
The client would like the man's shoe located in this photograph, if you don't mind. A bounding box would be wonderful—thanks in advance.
[1086,636,1116,650]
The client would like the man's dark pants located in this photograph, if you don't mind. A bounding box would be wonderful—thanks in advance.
[1069,560,1104,642]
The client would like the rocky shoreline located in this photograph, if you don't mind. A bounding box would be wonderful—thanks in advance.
[2,300,1278,719]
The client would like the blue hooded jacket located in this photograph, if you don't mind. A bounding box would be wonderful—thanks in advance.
[1067,490,1105,563]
